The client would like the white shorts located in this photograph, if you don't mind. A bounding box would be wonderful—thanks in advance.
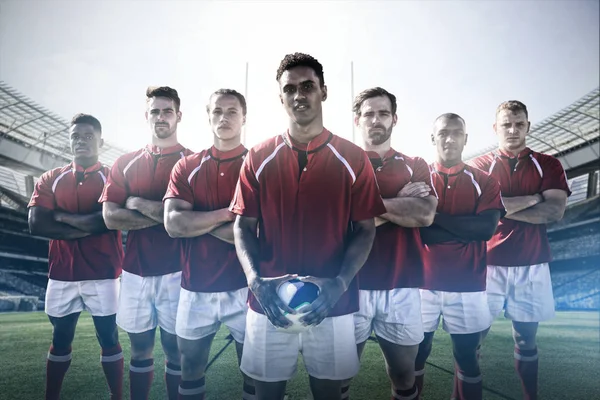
[486,264,555,322]
[354,289,423,346]
[241,308,359,382]
[176,287,248,343]
[116,270,182,334]
[45,278,119,318]
[420,290,493,334]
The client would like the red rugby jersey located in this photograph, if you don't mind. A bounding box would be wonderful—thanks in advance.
[422,162,505,292]
[469,148,571,267]
[358,149,435,290]
[230,129,386,317]
[164,145,248,293]
[28,162,123,282]
[99,143,192,277]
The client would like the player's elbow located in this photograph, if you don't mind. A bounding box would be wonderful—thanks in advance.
[413,207,436,227]
[101,204,118,230]
[421,209,436,227]
[28,218,42,236]
[547,207,565,223]
[27,209,44,236]
[417,198,437,227]
[480,225,498,241]
[164,212,185,238]
[544,200,566,223]
[102,210,119,231]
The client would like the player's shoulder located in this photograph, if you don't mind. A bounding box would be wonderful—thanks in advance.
[181,147,194,157]
[40,163,73,182]
[393,150,428,168]
[328,133,369,164]
[182,149,211,165]
[329,133,362,153]
[530,150,561,167]
[100,163,112,175]
[113,148,146,167]
[465,163,497,185]
[247,135,286,161]
[467,151,495,169]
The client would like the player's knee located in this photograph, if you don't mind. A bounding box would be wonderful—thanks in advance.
[52,329,75,350]
[512,324,538,350]
[160,334,180,365]
[180,353,204,379]
[453,348,480,377]
[129,332,156,360]
[50,315,78,349]
[93,315,119,349]
[387,358,416,390]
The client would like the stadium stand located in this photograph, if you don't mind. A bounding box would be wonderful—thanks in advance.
[0,82,598,311]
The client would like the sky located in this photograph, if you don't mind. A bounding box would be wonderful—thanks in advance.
[0,0,599,162]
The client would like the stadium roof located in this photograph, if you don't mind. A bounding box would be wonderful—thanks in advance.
[0,81,129,175]
[464,87,600,169]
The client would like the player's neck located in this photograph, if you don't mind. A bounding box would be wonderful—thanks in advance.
[364,140,391,159]
[74,156,98,169]
[500,144,527,157]
[437,156,463,169]
[288,119,324,144]
[213,135,242,152]
[151,132,179,149]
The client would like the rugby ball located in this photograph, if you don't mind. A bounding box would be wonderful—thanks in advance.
[276,279,320,333]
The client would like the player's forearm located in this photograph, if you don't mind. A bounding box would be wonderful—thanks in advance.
[129,198,164,223]
[103,207,159,231]
[505,200,565,224]
[374,216,390,227]
[209,222,235,244]
[502,194,542,215]
[55,211,109,234]
[434,213,498,241]
[419,224,464,244]
[30,219,90,240]
[233,219,261,284]
[165,208,231,238]
[337,219,376,291]
[381,197,436,227]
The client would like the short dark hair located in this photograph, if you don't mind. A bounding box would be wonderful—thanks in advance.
[434,113,466,129]
[276,52,325,87]
[496,100,528,120]
[146,86,181,111]
[207,89,247,116]
[353,87,397,116]
[70,113,102,133]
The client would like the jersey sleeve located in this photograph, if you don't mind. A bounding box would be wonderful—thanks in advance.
[350,151,387,221]
[539,155,572,196]
[28,171,56,210]
[229,150,260,218]
[164,157,194,204]
[476,174,507,217]
[99,157,129,205]
[412,157,437,198]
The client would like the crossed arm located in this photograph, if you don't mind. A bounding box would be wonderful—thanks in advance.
[163,198,235,243]
[377,182,437,228]
[503,189,568,224]
[29,206,108,240]
[102,197,163,231]
[419,209,502,245]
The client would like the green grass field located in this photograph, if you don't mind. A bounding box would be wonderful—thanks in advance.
[0,311,598,400]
